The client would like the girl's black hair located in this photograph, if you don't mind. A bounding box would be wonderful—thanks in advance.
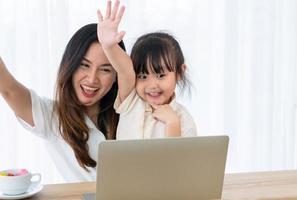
[130,32,190,92]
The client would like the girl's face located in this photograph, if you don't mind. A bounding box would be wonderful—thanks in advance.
[72,42,116,109]
[136,67,177,105]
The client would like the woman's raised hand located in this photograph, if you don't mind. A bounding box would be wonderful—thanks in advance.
[0,56,5,69]
[97,0,125,48]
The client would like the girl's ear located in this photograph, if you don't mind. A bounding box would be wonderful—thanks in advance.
[177,64,187,81]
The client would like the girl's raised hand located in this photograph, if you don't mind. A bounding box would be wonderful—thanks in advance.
[97,0,126,48]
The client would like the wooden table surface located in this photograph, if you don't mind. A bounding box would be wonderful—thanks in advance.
[27,170,297,200]
[222,170,297,200]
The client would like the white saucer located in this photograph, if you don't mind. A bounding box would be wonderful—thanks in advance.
[0,184,43,199]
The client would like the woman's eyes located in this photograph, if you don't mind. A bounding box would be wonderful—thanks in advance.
[100,68,112,73]
[79,63,112,73]
[80,63,89,68]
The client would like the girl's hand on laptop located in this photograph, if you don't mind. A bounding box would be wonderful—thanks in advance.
[97,0,126,49]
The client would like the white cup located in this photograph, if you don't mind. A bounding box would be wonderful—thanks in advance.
[0,169,41,195]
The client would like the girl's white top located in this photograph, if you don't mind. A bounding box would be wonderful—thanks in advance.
[115,89,197,139]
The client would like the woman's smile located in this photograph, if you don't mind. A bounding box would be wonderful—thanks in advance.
[80,84,100,98]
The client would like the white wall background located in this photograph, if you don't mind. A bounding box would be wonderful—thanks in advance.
[0,0,296,184]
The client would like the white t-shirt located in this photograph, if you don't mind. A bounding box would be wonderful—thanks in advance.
[17,90,106,182]
[115,89,197,139]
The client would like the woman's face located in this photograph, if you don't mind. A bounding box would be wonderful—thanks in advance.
[72,42,116,109]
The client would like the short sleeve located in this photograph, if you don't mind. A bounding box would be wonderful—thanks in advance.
[16,89,55,139]
[114,89,142,114]
[176,103,198,137]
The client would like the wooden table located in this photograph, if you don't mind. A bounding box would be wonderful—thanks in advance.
[222,170,297,200]
[29,170,297,200]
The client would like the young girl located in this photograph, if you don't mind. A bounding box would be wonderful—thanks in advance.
[97,0,197,139]
[0,23,126,182]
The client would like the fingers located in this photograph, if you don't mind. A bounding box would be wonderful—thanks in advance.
[97,10,103,23]
[103,0,124,21]
[105,0,112,19]
[110,0,120,20]
[115,6,125,25]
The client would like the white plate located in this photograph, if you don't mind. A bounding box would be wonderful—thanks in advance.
[0,184,43,199]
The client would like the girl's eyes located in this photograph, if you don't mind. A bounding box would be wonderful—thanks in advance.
[137,74,147,80]
[137,73,166,80]
[156,73,166,79]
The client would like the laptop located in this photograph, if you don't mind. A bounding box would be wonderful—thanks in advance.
[83,135,229,200]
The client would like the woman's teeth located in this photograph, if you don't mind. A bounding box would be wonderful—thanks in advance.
[81,85,99,94]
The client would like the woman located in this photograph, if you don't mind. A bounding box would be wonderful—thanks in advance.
[0,23,125,182]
